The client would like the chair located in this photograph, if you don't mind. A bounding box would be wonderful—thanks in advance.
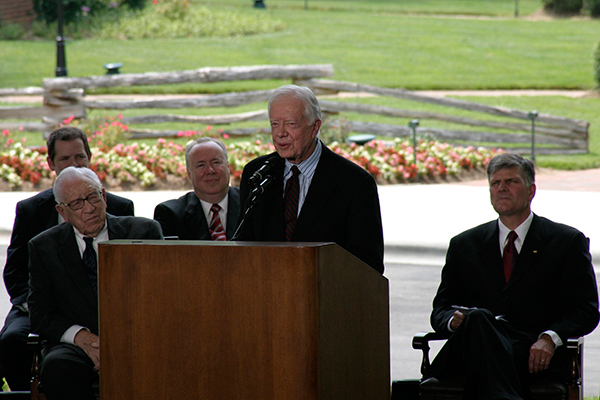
[27,333,100,400]
[411,332,584,400]
[27,333,45,400]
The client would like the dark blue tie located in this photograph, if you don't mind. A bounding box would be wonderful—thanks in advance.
[284,166,301,241]
[503,231,518,283]
[83,236,98,295]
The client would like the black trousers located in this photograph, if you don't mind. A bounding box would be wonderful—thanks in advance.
[0,306,33,391]
[429,309,565,400]
[40,343,98,400]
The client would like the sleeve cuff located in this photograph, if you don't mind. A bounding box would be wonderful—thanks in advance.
[540,330,563,348]
[60,325,88,345]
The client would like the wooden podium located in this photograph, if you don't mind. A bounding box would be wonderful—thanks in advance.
[98,241,390,400]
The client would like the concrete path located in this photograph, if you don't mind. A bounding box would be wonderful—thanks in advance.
[0,166,599,395]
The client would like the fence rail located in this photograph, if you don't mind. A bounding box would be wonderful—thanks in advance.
[0,64,589,154]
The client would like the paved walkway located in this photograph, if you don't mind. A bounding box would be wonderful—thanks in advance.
[0,167,599,395]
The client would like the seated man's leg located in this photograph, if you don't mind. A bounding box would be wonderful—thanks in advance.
[0,306,33,391]
[430,309,524,400]
[40,343,97,400]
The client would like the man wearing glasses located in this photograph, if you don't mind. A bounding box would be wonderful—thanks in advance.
[28,166,163,400]
[0,126,134,391]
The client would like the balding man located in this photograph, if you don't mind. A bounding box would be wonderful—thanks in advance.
[154,137,240,240]
[28,166,162,400]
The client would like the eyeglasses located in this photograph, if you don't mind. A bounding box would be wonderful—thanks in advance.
[61,191,103,211]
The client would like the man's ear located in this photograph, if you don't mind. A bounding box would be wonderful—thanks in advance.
[47,156,56,172]
[312,119,322,139]
[56,204,68,223]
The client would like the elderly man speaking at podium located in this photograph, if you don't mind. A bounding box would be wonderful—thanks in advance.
[236,84,384,274]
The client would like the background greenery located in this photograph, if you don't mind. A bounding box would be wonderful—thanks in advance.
[1,0,599,170]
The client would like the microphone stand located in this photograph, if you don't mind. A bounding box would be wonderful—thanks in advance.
[230,177,273,241]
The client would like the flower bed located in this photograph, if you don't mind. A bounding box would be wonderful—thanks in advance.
[0,127,503,191]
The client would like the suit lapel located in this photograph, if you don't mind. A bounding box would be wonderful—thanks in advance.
[57,225,98,308]
[226,187,241,239]
[292,144,336,241]
[183,194,210,240]
[39,189,60,231]
[481,221,506,290]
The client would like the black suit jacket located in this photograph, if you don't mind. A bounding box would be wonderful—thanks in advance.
[3,188,134,306]
[153,187,240,240]
[237,142,384,273]
[28,215,163,343]
[431,214,599,342]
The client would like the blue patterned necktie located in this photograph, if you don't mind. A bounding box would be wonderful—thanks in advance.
[83,236,98,295]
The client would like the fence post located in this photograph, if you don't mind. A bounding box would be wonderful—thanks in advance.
[409,119,419,166]
[528,111,538,163]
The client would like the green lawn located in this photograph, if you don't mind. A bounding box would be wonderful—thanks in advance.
[1,0,599,169]
[1,0,597,90]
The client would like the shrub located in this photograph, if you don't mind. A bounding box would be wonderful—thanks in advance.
[33,0,147,25]
[95,4,285,39]
[0,22,26,40]
[585,0,600,16]
[543,0,583,14]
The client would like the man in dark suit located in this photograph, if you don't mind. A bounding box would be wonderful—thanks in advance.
[236,85,384,273]
[154,137,240,240]
[0,126,134,391]
[429,153,599,400]
[28,166,163,400]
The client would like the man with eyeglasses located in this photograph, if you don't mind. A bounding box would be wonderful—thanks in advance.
[154,137,240,240]
[28,166,163,400]
[0,126,134,391]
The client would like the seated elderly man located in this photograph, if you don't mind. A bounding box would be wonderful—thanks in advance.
[28,167,163,400]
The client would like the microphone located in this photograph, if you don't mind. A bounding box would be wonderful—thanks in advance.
[250,176,275,198]
[248,155,279,186]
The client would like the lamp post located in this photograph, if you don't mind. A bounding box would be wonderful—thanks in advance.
[528,110,538,163]
[55,0,67,77]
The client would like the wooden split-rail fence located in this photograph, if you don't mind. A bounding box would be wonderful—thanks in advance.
[0,64,589,154]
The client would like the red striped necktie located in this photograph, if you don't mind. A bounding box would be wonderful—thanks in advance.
[209,204,227,241]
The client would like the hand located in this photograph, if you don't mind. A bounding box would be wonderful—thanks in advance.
[450,310,466,331]
[74,330,100,371]
[529,334,555,374]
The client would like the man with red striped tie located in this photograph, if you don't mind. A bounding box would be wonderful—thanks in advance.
[154,137,240,241]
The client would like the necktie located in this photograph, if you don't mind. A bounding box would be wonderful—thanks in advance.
[209,204,227,241]
[83,236,98,295]
[503,231,518,283]
[284,166,301,241]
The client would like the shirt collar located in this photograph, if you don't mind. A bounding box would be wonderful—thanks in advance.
[199,193,229,221]
[284,139,322,179]
[498,212,534,253]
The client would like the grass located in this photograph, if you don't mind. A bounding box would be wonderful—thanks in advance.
[1,1,598,90]
[1,0,600,169]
